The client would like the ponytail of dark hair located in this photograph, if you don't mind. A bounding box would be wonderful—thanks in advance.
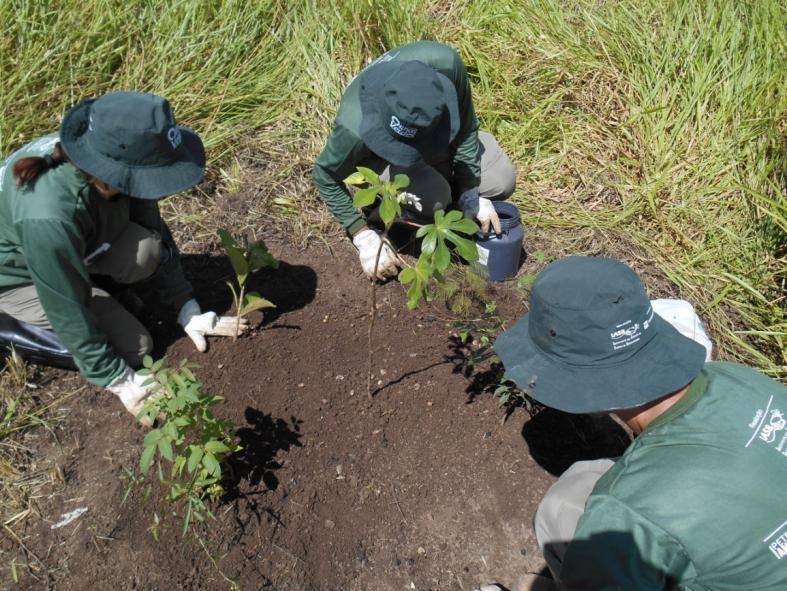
[12,142,69,187]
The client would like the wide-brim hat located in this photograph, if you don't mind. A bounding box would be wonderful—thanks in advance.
[359,60,460,167]
[494,256,706,413]
[60,91,205,200]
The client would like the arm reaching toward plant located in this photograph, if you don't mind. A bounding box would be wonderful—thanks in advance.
[177,298,250,352]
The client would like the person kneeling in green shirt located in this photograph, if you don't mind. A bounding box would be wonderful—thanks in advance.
[0,91,247,423]
[313,40,516,281]
[490,256,787,590]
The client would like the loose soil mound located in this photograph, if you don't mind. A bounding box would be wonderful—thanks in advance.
[5,239,629,590]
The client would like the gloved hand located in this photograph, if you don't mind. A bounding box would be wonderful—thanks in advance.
[106,366,158,426]
[352,228,402,281]
[459,188,502,234]
[177,298,249,352]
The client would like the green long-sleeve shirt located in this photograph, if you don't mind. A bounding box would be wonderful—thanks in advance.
[561,362,787,590]
[0,134,193,386]
[313,40,481,235]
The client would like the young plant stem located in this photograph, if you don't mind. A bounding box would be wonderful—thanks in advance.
[367,229,388,397]
[235,283,245,340]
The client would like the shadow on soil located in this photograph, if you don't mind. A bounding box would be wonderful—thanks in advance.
[522,409,631,476]
[222,407,303,501]
[148,253,318,354]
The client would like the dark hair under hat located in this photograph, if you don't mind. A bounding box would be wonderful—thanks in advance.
[60,91,205,199]
[359,60,460,167]
[494,256,706,413]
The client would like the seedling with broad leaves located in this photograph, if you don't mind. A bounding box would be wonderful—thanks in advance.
[344,167,480,395]
[217,230,278,337]
[135,356,240,535]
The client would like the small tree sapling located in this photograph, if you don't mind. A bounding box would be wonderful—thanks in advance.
[136,356,241,535]
[217,230,278,337]
[344,167,480,395]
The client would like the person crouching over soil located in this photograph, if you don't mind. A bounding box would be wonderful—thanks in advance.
[0,91,247,422]
[313,40,516,281]
[479,256,787,591]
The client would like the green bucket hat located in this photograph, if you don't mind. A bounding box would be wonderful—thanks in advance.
[494,256,706,413]
[60,91,205,199]
[359,60,460,167]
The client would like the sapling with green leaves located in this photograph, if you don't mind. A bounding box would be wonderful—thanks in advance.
[217,230,278,338]
[344,166,480,395]
[136,356,240,535]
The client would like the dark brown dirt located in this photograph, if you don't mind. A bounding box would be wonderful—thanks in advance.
[3,237,629,591]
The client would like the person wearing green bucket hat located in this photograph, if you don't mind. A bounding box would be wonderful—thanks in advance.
[489,256,787,590]
[0,91,249,424]
[313,40,516,281]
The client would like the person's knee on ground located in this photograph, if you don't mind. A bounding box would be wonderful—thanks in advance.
[478,131,516,201]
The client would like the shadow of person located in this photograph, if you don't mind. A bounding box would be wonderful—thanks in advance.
[545,531,679,590]
[522,408,631,476]
[222,407,303,502]
[145,253,318,353]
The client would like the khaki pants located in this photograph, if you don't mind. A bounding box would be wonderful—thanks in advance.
[533,459,616,583]
[0,222,161,366]
[379,131,516,218]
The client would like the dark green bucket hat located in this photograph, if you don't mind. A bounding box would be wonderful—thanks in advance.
[359,60,460,167]
[494,256,706,413]
[60,91,205,199]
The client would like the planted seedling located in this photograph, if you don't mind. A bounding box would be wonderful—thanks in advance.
[344,167,480,395]
[135,356,241,535]
[218,229,278,337]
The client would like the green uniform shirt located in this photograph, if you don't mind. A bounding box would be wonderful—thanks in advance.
[313,40,481,235]
[561,362,787,590]
[0,135,193,386]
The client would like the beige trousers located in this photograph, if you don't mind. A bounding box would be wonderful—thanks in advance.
[533,459,616,583]
[0,222,162,366]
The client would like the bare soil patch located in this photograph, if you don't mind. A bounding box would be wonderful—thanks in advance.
[2,235,630,591]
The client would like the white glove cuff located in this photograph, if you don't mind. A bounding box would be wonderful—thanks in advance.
[177,298,201,328]
[108,365,135,388]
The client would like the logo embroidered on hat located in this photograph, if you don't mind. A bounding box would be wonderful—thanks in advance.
[389,116,417,139]
[167,127,182,149]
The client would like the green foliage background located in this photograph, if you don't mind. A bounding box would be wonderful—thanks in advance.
[1,0,784,377]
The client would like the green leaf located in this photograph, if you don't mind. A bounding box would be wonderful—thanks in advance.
[443,209,463,223]
[187,445,204,473]
[143,429,163,448]
[447,217,479,235]
[356,166,380,185]
[343,171,366,186]
[445,232,479,262]
[239,292,276,316]
[391,173,410,190]
[248,241,278,271]
[433,243,451,271]
[157,438,174,462]
[202,453,221,478]
[420,231,437,255]
[140,444,156,475]
[415,224,433,238]
[204,440,231,455]
[142,355,153,369]
[379,195,397,226]
[398,267,415,284]
[352,187,378,208]
[218,229,249,283]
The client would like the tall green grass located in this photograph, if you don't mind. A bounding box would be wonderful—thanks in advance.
[1,0,784,378]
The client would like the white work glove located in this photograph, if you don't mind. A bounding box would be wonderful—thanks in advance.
[458,188,502,234]
[352,228,402,281]
[107,366,157,425]
[177,298,249,352]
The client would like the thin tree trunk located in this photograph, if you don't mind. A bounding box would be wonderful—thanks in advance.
[367,232,387,397]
